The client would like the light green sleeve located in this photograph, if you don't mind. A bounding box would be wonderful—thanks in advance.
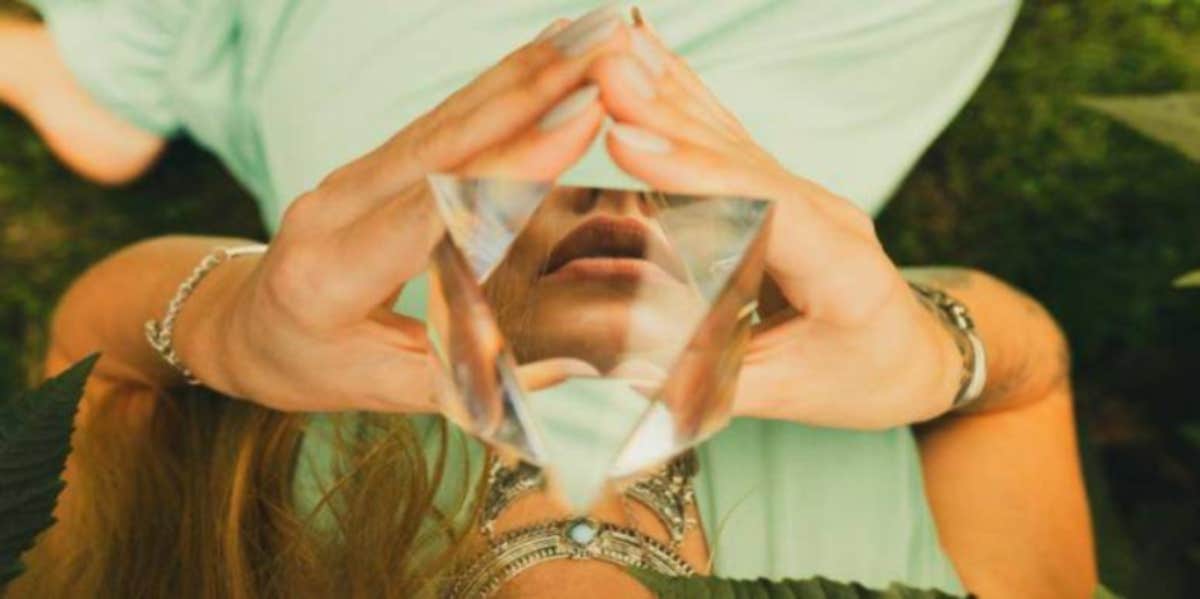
[29,0,187,135]
[697,419,964,593]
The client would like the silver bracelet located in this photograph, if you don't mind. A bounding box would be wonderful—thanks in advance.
[144,244,268,385]
[908,281,988,411]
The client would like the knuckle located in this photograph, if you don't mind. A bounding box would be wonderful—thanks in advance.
[522,65,565,105]
[407,112,455,172]
[422,117,455,162]
[849,207,877,239]
[506,44,544,72]
[260,241,322,316]
[279,189,325,234]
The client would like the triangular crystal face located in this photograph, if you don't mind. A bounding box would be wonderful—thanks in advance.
[425,174,773,510]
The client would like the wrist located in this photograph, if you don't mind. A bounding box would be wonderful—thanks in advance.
[867,280,964,424]
[173,253,262,396]
[849,278,962,426]
[910,290,967,419]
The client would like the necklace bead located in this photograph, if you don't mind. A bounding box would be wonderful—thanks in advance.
[566,519,599,546]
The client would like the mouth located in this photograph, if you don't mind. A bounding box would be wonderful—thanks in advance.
[539,217,688,284]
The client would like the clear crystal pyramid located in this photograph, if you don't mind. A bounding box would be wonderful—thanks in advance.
[424,175,773,510]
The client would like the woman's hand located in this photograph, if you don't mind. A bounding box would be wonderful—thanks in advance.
[177,11,632,413]
[592,24,962,429]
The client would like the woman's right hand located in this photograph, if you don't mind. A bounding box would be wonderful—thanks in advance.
[178,9,630,413]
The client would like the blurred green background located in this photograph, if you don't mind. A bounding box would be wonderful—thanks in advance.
[2,0,1198,596]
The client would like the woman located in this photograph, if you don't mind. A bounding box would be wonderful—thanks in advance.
[3,5,1094,598]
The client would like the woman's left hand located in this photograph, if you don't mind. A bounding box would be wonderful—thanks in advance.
[590,25,962,429]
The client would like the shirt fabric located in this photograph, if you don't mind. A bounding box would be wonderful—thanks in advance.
[32,0,1021,592]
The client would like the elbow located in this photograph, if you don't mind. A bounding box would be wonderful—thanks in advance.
[63,136,166,187]
[1018,284,1073,402]
[988,273,1075,409]
[4,20,167,186]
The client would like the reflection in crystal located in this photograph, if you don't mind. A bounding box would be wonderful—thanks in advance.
[425,175,773,510]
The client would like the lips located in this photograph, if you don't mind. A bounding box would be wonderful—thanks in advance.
[540,217,687,283]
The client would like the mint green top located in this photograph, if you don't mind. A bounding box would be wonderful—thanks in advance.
[35,0,1021,591]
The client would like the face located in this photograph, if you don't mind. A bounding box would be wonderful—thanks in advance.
[482,188,707,376]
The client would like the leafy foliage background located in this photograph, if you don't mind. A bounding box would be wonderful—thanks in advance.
[0,0,1197,597]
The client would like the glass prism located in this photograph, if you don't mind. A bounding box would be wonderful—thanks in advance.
[424,175,773,510]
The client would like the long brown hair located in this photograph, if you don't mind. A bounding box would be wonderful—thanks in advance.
[5,383,481,598]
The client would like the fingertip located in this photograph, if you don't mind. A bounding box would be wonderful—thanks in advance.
[590,52,656,121]
[605,124,669,186]
[534,18,572,42]
[629,28,666,76]
[537,84,601,131]
[458,100,604,181]
[531,100,607,173]
[606,126,747,196]
[608,122,672,155]
[518,357,601,391]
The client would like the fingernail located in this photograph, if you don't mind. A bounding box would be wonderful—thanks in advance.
[618,59,655,98]
[631,6,645,26]
[534,19,568,42]
[551,5,623,57]
[539,84,599,131]
[630,29,665,76]
[610,123,672,153]
[632,5,660,35]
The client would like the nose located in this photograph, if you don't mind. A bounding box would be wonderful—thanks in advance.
[575,189,659,219]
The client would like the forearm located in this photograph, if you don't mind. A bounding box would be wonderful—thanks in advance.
[0,15,165,184]
[905,268,1095,596]
[0,16,41,109]
[918,372,1095,597]
[48,235,259,388]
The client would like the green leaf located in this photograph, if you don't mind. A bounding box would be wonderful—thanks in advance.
[1092,584,1124,599]
[627,568,967,599]
[1173,270,1200,288]
[0,354,97,588]
[1078,93,1200,164]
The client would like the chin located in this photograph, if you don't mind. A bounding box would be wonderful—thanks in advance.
[508,296,697,371]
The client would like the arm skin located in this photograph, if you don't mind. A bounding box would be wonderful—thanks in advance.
[46,236,259,419]
[904,267,1097,599]
[12,14,1094,594]
[0,16,164,185]
[45,242,1097,598]
[36,236,257,575]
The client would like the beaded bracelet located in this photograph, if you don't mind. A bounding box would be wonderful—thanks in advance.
[144,244,268,385]
[908,281,988,411]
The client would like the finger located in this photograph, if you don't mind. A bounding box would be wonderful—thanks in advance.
[349,317,441,413]
[322,182,446,316]
[320,7,632,210]
[440,8,616,125]
[604,124,877,314]
[328,83,604,308]
[517,358,601,391]
[289,19,629,310]
[590,53,730,153]
[456,84,606,180]
[601,73,875,241]
[605,122,784,197]
[630,22,747,139]
[608,358,667,396]
[608,30,878,240]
